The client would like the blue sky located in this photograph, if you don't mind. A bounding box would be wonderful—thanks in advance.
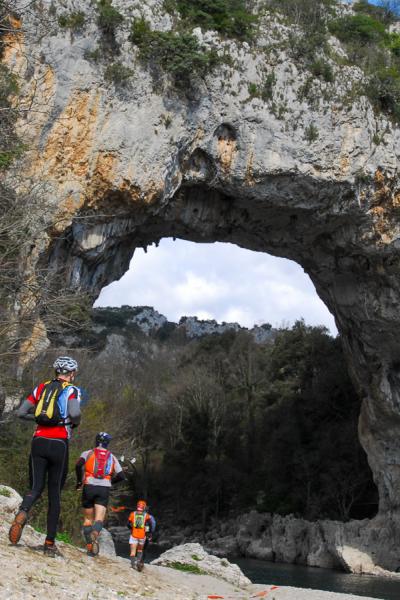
[96,238,337,334]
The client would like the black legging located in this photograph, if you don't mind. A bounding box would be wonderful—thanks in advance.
[20,437,69,542]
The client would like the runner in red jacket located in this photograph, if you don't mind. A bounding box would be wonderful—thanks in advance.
[9,356,81,556]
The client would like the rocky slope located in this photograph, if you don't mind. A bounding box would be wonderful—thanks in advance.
[0,485,389,600]
[0,485,250,600]
[5,0,400,572]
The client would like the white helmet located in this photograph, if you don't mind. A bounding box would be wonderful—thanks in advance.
[53,356,78,374]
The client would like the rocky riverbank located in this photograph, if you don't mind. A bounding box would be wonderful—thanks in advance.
[0,484,391,600]
[149,510,400,577]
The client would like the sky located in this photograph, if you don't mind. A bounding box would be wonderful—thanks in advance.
[95,238,338,335]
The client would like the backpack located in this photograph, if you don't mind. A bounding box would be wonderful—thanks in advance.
[131,511,148,539]
[34,380,71,426]
[85,448,113,480]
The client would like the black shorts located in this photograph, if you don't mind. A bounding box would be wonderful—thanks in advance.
[81,484,110,509]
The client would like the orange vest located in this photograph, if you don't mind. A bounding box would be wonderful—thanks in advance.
[128,511,150,540]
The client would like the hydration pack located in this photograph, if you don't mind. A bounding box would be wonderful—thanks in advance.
[131,511,148,539]
[85,448,113,479]
[34,380,70,426]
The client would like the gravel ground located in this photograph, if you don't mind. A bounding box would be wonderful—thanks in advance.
[0,486,385,600]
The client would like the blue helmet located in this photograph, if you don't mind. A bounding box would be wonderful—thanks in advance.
[95,432,112,448]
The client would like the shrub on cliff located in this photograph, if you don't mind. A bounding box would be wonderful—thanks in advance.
[167,0,258,41]
[266,0,400,122]
[329,8,400,121]
[353,0,398,25]
[130,18,220,88]
[0,62,21,169]
[266,0,335,27]
[96,0,123,33]
[58,11,86,31]
[329,13,387,45]
[104,62,133,85]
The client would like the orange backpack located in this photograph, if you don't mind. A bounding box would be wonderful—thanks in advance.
[84,448,113,481]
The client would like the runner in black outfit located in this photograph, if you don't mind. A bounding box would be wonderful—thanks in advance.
[9,356,81,556]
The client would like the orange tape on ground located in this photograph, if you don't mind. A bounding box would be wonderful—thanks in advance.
[207,596,225,599]
[252,587,280,598]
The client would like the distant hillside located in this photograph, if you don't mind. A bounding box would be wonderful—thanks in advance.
[53,305,275,346]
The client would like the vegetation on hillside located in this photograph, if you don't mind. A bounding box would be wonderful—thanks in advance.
[265,0,400,122]
[165,0,258,40]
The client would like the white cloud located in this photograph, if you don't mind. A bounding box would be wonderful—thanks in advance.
[95,238,337,334]
[175,272,225,306]
[222,307,253,326]
[196,310,214,321]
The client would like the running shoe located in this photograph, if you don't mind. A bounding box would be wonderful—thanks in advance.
[90,531,100,556]
[86,542,95,557]
[8,510,27,545]
[43,540,61,557]
[137,560,144,572]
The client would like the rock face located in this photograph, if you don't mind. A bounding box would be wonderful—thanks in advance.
[158,511,400,576]
[99,527,117,557]
[5,0,400,568]
[151,542,251,587]
[93,305,274,340]
[209,511,400,576]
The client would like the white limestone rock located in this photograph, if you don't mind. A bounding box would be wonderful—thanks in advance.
[0,485,22,519]
[128,307,167,334]
[99,527,117,557]
[179,316,242,338]
[151,542,251,587]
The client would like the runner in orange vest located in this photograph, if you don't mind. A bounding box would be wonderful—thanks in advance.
[76,432,125,556]
[127,500,156,571]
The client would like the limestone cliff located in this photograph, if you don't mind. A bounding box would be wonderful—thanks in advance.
[4,0,400,571]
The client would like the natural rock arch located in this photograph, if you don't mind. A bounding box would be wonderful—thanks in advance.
[47,169,400,520]
[6,1,400,567]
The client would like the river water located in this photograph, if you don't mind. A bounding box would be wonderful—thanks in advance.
[115,543,400,600]
[234,557,400,600]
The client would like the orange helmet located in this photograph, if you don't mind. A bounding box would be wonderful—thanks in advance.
[137,499,147,511]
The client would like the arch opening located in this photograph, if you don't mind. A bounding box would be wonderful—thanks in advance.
[44,180,383,509]
[96,238,337,333]
[39,172,400,568]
